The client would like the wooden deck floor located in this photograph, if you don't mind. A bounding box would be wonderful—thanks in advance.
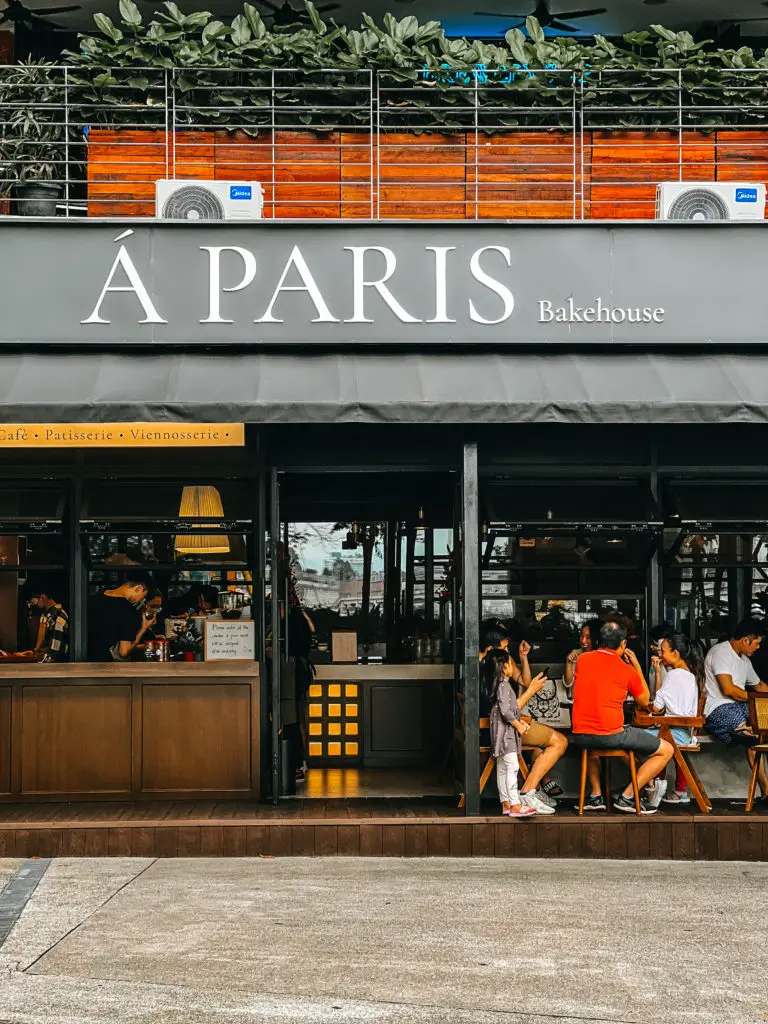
[0,799,764,860]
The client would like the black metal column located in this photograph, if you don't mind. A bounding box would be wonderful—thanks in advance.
[68,468,86,662]
[462,442,480,817]
[648,457,663,641]
[269,467,281,804]
[424,527,435,627]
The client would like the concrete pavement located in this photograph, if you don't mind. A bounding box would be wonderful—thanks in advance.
[0,857,764,1024]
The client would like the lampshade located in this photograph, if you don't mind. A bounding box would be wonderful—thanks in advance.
[174,485,230,555]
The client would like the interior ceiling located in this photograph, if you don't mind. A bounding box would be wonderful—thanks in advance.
[3,0,768,40]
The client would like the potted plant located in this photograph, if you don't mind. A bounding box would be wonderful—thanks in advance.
[0,61,66,216]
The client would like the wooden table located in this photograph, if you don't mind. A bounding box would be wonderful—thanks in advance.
[633,711,712,813]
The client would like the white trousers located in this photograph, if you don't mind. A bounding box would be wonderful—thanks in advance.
[496,751,520,805]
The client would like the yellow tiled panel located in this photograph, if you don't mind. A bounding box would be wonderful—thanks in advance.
[328,722,341,736]
[328,703,341,717]
[327,742,341,756]
[345,704,358,717]
[309,684,322,698]
[328,684,341,697]
[309,723,322,736]
[345,684,358,697]
[345,742,359,756]
[345,722,359,736]
[309,704,322,718]
[308,742,322,757]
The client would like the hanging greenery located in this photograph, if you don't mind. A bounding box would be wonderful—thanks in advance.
[27,1,768,131]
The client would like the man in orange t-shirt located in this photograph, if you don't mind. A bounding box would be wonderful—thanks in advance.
[572,620,674,814]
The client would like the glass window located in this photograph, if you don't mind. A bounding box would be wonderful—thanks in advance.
[0,483,68,661]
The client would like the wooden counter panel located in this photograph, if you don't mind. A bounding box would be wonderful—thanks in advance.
[20,685,132,796]
[141,683,252,793]
[0,687,10,794]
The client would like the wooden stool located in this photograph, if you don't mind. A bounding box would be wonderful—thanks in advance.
[746,693,768,812]
[577,747,641,815]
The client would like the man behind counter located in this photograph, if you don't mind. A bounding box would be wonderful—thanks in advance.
[28,589,70,662]
[88,576,156,662]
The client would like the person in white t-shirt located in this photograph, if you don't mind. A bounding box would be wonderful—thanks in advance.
[646,632,703,807]
[704,618,768,803]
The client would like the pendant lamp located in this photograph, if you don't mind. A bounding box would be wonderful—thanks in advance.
[174,485,230,555]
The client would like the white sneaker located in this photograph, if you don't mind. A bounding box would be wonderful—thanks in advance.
[539,790,557,809]
[521,790,556,815]
[646,779,667,809]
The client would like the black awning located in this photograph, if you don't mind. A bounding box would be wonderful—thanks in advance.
[2,351,768,425]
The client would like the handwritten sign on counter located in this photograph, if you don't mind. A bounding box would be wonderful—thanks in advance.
[204,619,255,661]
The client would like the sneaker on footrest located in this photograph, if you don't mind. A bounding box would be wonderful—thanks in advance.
[613,793,657,815]
[521,790,556,815]
[583,794,606,811]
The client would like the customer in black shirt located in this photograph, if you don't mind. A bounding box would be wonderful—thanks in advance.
[88,577,155,661]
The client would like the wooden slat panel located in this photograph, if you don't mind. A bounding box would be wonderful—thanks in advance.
[359,824,383,855]
[291,824,314,855]
[382,824,405,856]
[559,823,582,858]
[671,822,695,860]
[695,820,719,861]
[274,131,340,218]
[141,683,251,794]
[740,821,764,861]
[404,824,428,857]
[535,821,560,858]
[245,824,269,855]
[315,825,338,856]
[21,684,132,796]
[341,131,373,218]
[378,133,466,220]
[588,130,715,220]
[37,830,63,858]
[87,128,166,217]
[0,687,10,794]
[494,822,515,857]
[626,821,650,860]
[108,827,132,857]
[338,824,360,855]
[472,822,495,856]
[604,821,628,860]
[223,824,247,856]
[716,130,768,216]
[154,828,178,858]
[470,131,578,220]
[131,827,155,857]
[176,826,202,857]
[422,823,447,855]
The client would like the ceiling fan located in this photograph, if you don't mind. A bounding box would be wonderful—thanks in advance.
[475,0,608,34]
[253,0,341,27]
[0,0,80,30]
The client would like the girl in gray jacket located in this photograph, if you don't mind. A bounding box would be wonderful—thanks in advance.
[484,648,547,817]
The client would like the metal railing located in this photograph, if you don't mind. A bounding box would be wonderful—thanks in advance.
[2,65,768,219]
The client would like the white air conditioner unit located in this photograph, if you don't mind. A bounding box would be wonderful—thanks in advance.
[656,181,766,221]
[155,180,264,221]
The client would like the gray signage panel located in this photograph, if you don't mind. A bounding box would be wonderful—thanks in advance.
[0,220,765,346]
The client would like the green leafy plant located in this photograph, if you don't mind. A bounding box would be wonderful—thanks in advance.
[55,2,768,133]
[0,61,69,195]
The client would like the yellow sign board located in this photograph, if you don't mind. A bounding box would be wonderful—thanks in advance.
[0,423,245,449]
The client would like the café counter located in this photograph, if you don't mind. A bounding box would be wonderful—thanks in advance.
[0,661,260,802]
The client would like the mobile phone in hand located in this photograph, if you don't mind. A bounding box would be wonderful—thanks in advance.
[541,666,550,678]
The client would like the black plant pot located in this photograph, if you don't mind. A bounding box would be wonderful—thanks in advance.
[11,180,62,217]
